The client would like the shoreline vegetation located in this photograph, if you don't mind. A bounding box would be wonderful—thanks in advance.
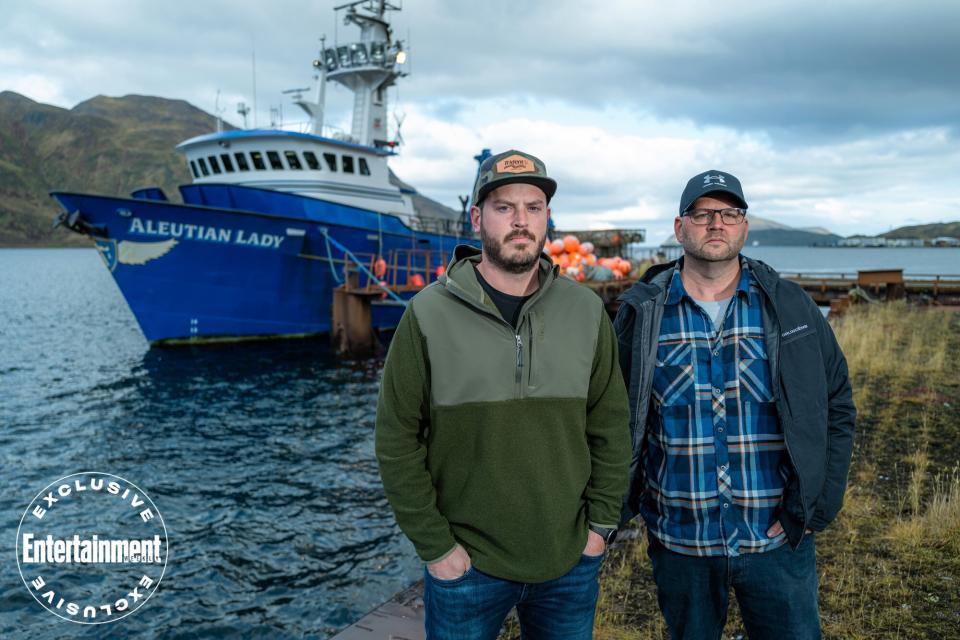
[507,302,960,639]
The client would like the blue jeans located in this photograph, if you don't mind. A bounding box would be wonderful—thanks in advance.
[647,533,820,640]
[422,553,603,640]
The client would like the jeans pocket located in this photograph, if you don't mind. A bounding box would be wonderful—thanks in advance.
[425,565,474,586]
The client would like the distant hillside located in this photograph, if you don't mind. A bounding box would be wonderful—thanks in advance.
[661,214,841,247]
[880,221,960,240]
[0,92,463,247]
[0,92,226,246]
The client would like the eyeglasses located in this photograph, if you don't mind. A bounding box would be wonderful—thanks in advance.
[682,208,747,225]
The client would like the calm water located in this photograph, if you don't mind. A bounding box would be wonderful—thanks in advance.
[0,249,420,639]
[1,246,957,638]
[739,246,960,275]
[645,245,960,275]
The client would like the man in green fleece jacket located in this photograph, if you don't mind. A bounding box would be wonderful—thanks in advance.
[375,149,631,640]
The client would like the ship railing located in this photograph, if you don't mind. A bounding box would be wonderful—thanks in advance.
[404,214,476,239]
[342,248,451,295]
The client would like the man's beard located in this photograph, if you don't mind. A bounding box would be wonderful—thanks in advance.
[681,232,744,263]
[480,227,546,274]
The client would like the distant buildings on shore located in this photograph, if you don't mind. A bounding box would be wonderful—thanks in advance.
[839,236,960,248]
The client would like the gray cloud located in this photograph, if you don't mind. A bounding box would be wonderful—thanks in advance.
[391,0,960,138]
[4,1,958,138]
[2,1,958,237]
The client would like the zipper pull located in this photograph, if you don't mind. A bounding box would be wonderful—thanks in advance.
[515,334,523,381]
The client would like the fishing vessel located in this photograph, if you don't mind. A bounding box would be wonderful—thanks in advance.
[51,0,475,344]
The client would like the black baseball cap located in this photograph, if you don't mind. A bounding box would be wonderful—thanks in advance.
[679,170,748,214]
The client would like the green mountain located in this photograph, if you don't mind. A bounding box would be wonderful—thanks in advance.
[0,91,225,246]
[880,222,960,240]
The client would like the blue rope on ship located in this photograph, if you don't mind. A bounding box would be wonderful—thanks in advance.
[320,229,409,307]
[324,233,343,284]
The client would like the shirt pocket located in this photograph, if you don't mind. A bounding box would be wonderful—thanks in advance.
[737,337,774,403]
[653,342,696,407]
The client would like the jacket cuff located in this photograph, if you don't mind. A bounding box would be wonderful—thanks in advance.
[421,542,459,565]
[806,510,831,531]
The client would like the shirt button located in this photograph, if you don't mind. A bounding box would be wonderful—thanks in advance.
[718,426,724,432]
[713,387,722,396]
[720,464,728,471]
[723,503,730,509]
[713,349,720,356]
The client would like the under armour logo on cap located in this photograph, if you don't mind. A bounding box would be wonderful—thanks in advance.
[703,174,726,188]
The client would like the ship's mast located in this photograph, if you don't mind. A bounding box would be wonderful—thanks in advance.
[314,0,407,148]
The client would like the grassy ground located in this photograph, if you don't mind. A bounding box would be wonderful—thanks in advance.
[510,302,960,639]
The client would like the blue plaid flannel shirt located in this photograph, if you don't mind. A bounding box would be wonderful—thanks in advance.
[641,260,790,556]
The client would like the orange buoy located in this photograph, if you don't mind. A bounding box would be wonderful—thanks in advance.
[410,273,425,288]
[374,257,387,278]
[435,265,446,279]
[550,239,565,255]
[563,235,580,254]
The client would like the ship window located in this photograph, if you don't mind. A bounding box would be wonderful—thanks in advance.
[323,153,337,171]
[250,151,266,170]
[208,156,222,174]
[234,152,250,171]
[284,150,303,170]
[303,151,320,170]
[197,157,210,176]
[220,153,235,172]
[342,155,355,174]
[267,151,284,170]
[189,160,199,178]
[358,158,370,176]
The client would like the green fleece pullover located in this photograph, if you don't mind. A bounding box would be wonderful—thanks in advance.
[375,245,630,583]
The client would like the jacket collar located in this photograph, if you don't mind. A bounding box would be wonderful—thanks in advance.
[439,244,558,316]
[620,254,781,309]
[664,257,754,306]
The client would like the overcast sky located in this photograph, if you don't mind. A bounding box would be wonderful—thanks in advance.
[3,0,959,242]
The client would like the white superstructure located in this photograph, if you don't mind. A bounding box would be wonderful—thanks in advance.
[175,1,440,222]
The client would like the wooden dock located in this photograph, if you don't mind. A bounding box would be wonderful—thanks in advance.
[585,269,960,314]
[330,582,425,640]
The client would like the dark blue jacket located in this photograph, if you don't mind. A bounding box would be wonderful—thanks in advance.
[614,257,856,547]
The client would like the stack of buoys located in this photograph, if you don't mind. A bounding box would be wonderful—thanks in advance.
[544,236,595,282]
[597,256,632,280]
[545,235,632,282]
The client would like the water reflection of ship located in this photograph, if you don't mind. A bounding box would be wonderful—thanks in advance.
[51,0,477,345]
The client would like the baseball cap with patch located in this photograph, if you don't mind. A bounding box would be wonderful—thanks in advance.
[679,170,748,214]
[472,149,558,206]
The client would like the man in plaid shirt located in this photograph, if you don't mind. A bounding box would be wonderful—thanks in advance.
[614,170,856,639]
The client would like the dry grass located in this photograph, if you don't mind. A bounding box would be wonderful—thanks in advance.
[581,303,960,640]
[889,468,960,556]
[833,301,952,381]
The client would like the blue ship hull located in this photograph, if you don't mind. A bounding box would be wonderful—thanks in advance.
[51,184,477,344]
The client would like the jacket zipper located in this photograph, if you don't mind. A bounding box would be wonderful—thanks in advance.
[515,333,523,397]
